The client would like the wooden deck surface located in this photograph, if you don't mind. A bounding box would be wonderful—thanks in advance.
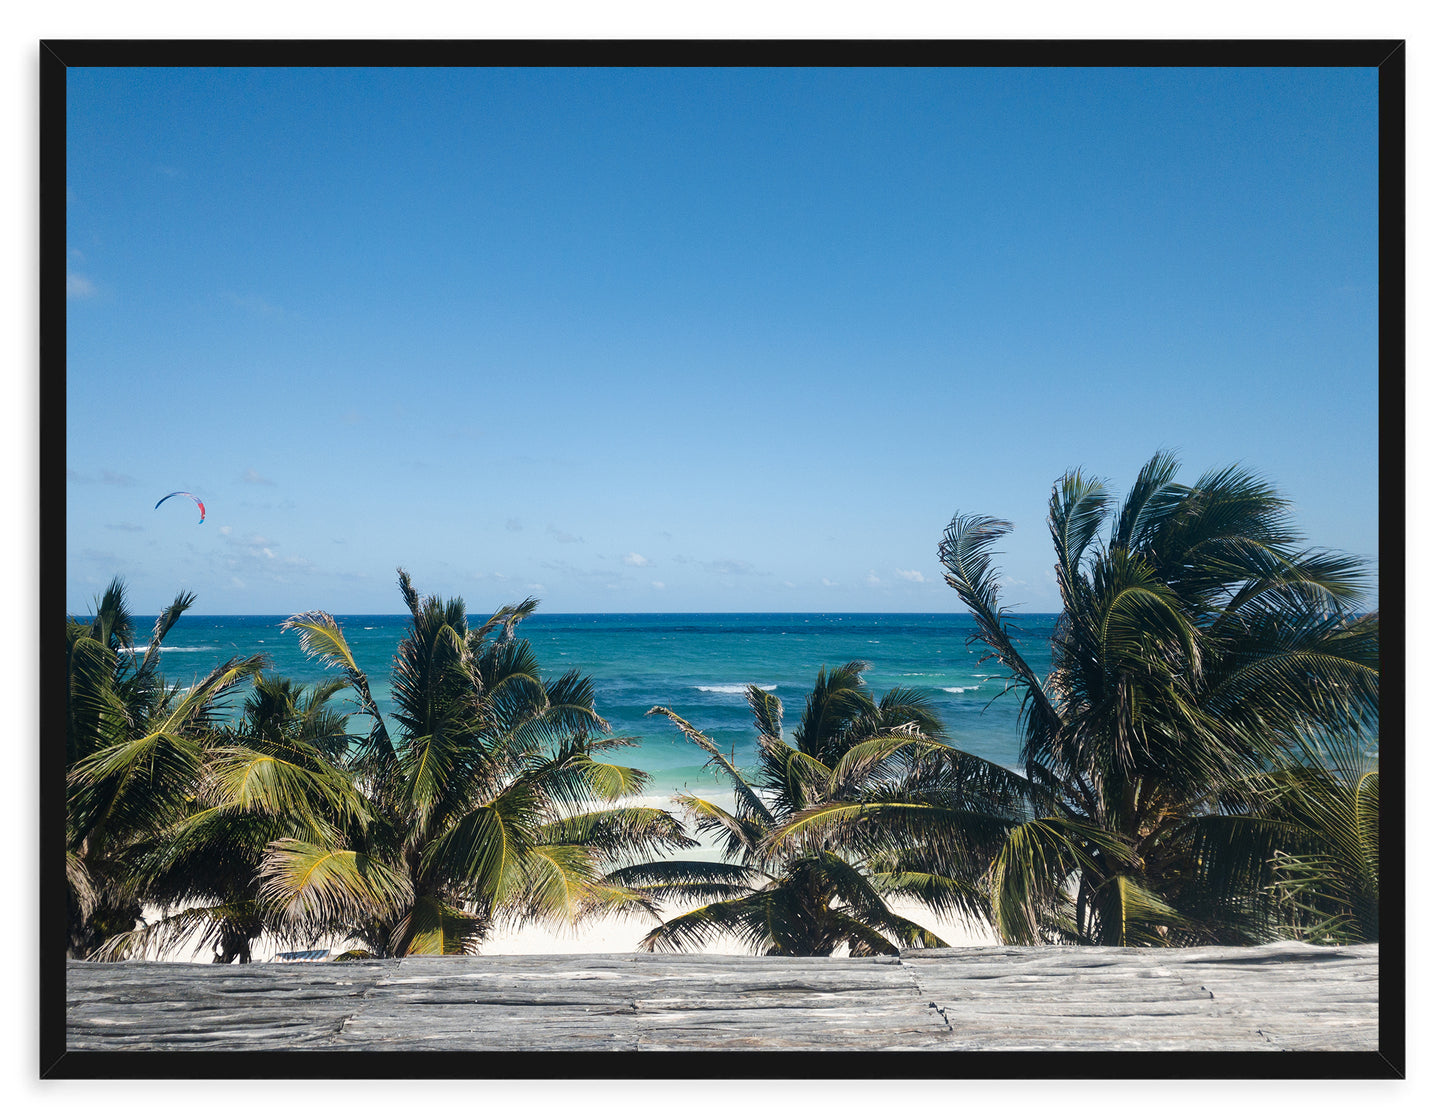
[66,941,1378,1052]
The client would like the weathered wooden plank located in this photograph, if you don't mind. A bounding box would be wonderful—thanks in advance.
[899,944,1377,1053]
[66,958,398,1051]
[611,953,936,1049]
[66,944,1380,1053]
[333,1006,641,1050]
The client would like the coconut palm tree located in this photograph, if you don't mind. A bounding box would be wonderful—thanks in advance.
[615,663,976,956]
[95,674,373,962]
[255,570,689,956]
[65,578,265,957]
[935,452,1379,946]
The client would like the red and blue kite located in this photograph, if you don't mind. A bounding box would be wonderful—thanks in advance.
[155,491,206,524]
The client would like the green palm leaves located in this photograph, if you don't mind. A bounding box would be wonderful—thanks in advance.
[938,453,1379,946]
[1264,739,1379,944]
[66,572,689,962]
[256,569,686,957]
[65,579,274,959]
[90,669,379,963]
[622,664,965,957]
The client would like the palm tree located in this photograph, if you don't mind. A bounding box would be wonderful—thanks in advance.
[255,570,689,956]
[935,452,1379,946]
[615,663,967,956]
[95,674,372,962]
[1264,738,1378,944]
[65,578,265,957]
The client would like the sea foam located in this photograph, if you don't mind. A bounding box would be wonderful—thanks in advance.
[695,684,778,694]
[122,645,218,654]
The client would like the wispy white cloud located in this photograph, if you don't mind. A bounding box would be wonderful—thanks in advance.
[67,272,96,299]
[539,559,623,582]
[217,530,317,584]
[866,570,881,586]
[650,580,665,590]
[896,569,926,583]
[78,547,123,566]
[105,522,144,532]
[506,518,524,532]
[821,578,837,587]
[548,525,583,544]
[677,557,761,577]
[68,468,137,487]
[622,552,651,567]
[241,468,275,486]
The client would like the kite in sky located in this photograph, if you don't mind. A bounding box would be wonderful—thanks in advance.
[155,491,206,524]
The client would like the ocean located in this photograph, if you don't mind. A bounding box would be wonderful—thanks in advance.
[126,612,1058,795]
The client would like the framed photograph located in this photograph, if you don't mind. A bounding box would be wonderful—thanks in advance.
[43,40,1403,1078]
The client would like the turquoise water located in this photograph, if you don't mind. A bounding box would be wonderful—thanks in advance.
[123,613,1058,794]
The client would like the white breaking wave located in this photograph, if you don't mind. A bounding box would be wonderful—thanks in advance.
[943,686,982,693]
[122,645,218,654]
[695,684,778,694]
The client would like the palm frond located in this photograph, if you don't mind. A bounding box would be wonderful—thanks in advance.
[420,782,542,902]
[990,817,1136,945]
[647,706,773,826]
[66,631,127,767]
[1049,469,1111,612]
[471,596,541,647]
[204,742,370,835]
[1110,449,1184,552]
[938,514,1061,736]
[639,894,780,954]
[92,901,275,963]
[867,863,994,927]
[257,839,414,938]
[747,686,784,739]
[281,611,395,766]
[604,860,758,907]
[139,591,197,677]
[766,799,1015,869]
[534,806,695,863]
[389,893,487,955]
[1089,874,1191,948]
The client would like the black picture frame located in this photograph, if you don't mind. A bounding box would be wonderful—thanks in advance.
[40,39,1405,1079]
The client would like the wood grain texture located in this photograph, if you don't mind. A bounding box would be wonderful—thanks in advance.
[66,943,1377,1052]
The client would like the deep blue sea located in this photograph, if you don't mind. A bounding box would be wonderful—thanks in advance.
[127,613,1058,795]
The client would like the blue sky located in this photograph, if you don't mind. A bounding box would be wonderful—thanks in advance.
[65,66,1380,615]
